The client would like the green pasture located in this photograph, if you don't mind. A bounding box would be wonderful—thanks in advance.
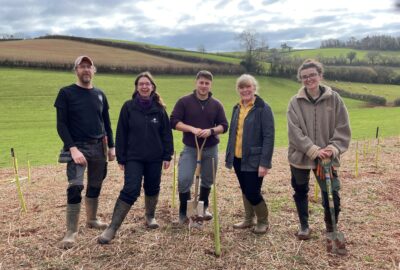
[0,68,399,168]
[327,80,400,103]
[288,48,400,59]
[100,38,241,64]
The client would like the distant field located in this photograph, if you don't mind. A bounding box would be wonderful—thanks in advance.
[0,39,203,68]
[327,80,400,103]
[1,68,399,167]
[288,48,400,59]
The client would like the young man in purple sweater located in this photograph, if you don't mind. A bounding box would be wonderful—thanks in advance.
[170,70,228,225]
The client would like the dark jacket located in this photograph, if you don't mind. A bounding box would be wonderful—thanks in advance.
[170,91,228,148]
[225,95,275,171]
[116,96,173,164]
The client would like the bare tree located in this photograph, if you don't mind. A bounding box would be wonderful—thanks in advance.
[237,29,265,74]
[197,44,206,54]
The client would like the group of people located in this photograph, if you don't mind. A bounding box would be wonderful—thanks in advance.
[54,55,351,251]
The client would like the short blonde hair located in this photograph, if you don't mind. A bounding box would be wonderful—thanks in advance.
[236,74,259,94]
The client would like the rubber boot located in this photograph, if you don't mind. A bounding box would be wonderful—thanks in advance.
[199,186,212,221]
[145,194,159,229]
[173,192,190,226]
[253,200,269,234]
[85,197,108,230]
[294,196,311,240]
[60,203,81,249]
[98,199,131,244]
[233,194,256,229]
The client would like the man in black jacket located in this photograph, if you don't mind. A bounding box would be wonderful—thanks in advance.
[54,55,115,249]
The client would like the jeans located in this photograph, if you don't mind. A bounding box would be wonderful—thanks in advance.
[177,145,218,193]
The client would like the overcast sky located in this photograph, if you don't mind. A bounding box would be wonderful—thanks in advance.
[1,0,399,51]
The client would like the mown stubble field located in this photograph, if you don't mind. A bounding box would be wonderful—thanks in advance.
[1,138,399,270]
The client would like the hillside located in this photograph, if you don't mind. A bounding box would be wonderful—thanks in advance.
[0,39,205,68]
[0,38,242,74]
[100,38,242,65]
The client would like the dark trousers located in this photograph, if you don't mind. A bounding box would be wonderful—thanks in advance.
[233,157,264,206]
[290,165,341,230]
[66,140,107,204]
[118,160,162,205]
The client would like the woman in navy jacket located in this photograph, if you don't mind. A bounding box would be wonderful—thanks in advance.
[225,74,274,234]
[98,72,173,244]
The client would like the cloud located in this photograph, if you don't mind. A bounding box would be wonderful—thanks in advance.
[0,0,399,51]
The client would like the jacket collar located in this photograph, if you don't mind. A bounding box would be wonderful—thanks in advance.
[191,89,213,100]
[234,95,264,109]
[296,84,332,103]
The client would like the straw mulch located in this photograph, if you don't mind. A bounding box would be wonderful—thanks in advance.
[1,138,399,270]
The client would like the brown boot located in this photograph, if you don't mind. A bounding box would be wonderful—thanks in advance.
[98,199,131,244]
[253,200,269,234]
[85,197,107,230]
[60,203,81,249]
[233,194,256,229]
[145,195,159,229]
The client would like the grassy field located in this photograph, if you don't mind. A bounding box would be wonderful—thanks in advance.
[327,80,400,103]
[0,39,203,68]
[99,38,242,65]
[0,68,399,168]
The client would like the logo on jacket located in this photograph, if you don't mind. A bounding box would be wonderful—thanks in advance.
[150,117,158,124]
[98,94,103,103]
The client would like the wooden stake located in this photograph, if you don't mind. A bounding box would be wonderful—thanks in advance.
[212,158,221,257]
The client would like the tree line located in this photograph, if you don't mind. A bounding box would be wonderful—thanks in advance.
[320,35,400,51]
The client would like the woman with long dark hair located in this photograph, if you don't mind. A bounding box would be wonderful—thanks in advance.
[98,72,173,244]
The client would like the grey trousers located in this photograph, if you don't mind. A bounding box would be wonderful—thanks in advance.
[177,145,218,193]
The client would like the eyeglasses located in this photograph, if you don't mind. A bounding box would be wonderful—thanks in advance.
[301,73,319,80]
[138,82,152,87]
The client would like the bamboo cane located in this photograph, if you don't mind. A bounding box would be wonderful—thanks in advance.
[11,148,27,213]
[362,139,367,159]
[212,158,221,257]
[313,175,319,202]
[27,160,31,184]
[375,138,380,168]
[355,141,359,177]
[172,151,177,209]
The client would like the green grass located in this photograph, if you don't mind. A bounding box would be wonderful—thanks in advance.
[326,80,400,103]
[288,48,400,59]
[99,38,241,64]
[0,68,399,167]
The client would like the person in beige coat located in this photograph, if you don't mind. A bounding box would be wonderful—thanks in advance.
[287,59,351,240]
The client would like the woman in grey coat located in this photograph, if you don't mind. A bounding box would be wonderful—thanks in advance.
[225,74,275,234]
[287,59,351,241]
